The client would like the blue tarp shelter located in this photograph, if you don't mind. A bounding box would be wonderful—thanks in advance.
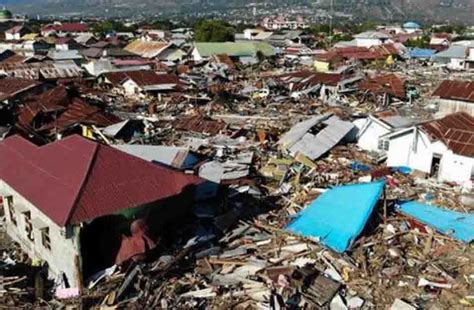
[409,48,436,59]
[399,201,474,243]
[286,181,385,253]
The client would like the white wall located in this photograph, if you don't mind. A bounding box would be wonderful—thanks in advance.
[357,118,391,153]
[122,80,140,96]
[386,130,414,168]
[387,129,473,185]
[439,151,474,185]
[0,181,81,288]
[448,58,466,70]
[355,38,383,47]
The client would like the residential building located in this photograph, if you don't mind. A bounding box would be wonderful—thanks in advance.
[0,135,203,288]
[5,25,30,41]
[261,16,309,30]
[192,42,275,64]
[353,31,392,48]
[354,110,416,155]
[432,80,474,116]
[384,112,474,186]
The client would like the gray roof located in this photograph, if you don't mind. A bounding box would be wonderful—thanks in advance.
[432,45,467,60]
[354,31,390,40]
[47,50,83,61]
[113,144,198,169]
[278,114,355,160]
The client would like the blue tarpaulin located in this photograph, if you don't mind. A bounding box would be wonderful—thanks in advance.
[399,201,474,243]
[286,181,385,252]
[409,48,436,59]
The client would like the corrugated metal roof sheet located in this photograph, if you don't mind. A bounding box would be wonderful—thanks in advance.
[421,112,474,157]
[194,42,275,58]
[278,114,355,160]
[433,80,474,103]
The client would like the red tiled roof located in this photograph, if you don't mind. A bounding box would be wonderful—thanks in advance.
[359,74,406,99]
[432,80,474,103]
[421,112,474,157]
[0,77,42,101]
[0,135,204,226]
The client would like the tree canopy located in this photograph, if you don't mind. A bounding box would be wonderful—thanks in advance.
[194,19,235,42]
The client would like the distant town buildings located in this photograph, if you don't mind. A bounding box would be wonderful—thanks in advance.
[261,16,309,30]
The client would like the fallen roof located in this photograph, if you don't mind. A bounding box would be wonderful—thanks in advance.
[173,115,226,136]
[359,73,406,99]
[0,135,203,227]
[277,71,344,89]
[194,42,275,58]
[287,181,385,252]
[421,112,474,157]
[0,77,42,101]
[278,114,355,160]
[113,144,199,169]
[0,61,82,80]
[432,80,474,103]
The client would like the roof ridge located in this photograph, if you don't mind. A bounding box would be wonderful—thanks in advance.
[63,139,99,226]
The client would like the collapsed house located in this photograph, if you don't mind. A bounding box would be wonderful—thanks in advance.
[384,112,474,186]
[278,114,355,161]
[192,42,275,64]
[0,135,203,288]
[16,86,119,140]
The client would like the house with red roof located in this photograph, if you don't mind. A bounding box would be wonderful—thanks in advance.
[0,135,204,288]
[41,23,89,37]
[5,25,31,41]
[102,70,179,97]
[384,112,474,186]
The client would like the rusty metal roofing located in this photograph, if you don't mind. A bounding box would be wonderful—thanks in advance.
[124,40,171,59]
[173,115,226,135]
[0,61,82,80]
[278,70,343,89]
[0,77,42,101]
[0,135,203,226]
[104,70,178,87]
[359,73,406,99]
[432,80,474,103]
[17,86,119,132]
[421,112,474,157]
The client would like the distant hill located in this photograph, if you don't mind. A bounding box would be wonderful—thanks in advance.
[2,0,474,23]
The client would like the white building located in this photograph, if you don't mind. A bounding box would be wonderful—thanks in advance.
[355,111,416,155]
[261,16,308,30]
[384,112,474,186]
[353,31,391,48]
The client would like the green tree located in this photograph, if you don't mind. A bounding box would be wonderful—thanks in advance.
[405,35,430,48]
[194,19,235,42]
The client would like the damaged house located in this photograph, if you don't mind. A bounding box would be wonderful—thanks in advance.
[384,112,474,186]
[278,114,355,161]
[0,135,203,288]
[101,70,180,97]
[432,80,474,117]
[16,86,119,140]
[354,110,416,158]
